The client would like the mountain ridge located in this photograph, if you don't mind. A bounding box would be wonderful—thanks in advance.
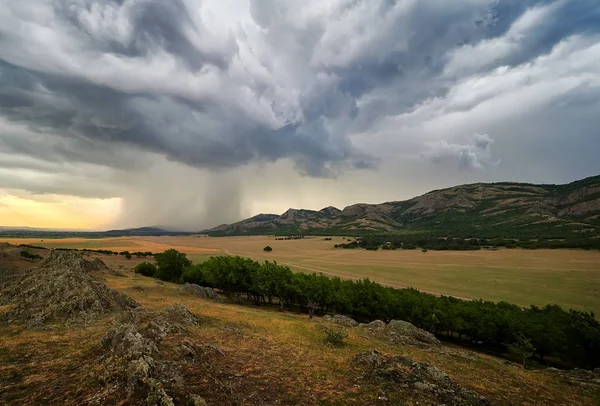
[207,175,600,237]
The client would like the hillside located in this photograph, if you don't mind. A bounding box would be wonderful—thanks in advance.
[208,175,600,238]
[1,246,599,405]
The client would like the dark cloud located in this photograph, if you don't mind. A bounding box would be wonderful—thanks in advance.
[0,0,598,228]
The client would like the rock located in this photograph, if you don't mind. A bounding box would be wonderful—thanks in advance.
[324,314,358,327]
[0,251,137,326]
[176,340,201,359]
[156,303,200,330]
[98,304,202,405]
[353,350,384,367]
[145,379,175,406]
[353,351,489,405]
[385,320,441,347]
[102,323,157,360]
[357,320,386,331]
[181,283,223,302]
[549,367,600,390]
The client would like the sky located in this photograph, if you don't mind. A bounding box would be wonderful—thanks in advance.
[0,0,599,230]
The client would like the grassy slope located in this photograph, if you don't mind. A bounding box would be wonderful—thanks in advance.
[4,236,600,315]
[2,256,598,405]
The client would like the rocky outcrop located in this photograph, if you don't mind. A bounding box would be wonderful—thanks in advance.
[356,319,441,348]
[181,283,223,302]
[545,367,600,392]
[323,314,359,327]
[357,320,386,332]
[385,320,441,347]
[97,304,207,406]
[353,350,489,405]
[0,251,137,326]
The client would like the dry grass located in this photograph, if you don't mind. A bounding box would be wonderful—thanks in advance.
[1,250,598,405]
[4,235,600,314]
[103,265,600,405]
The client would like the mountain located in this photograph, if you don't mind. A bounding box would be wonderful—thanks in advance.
[207,175,600,237]
[0,226,192,238]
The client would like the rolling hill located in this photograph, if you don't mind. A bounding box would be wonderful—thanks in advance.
[208,175,600,238]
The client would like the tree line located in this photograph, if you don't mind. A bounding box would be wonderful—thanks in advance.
[18,244,156,258]
[136,249,600,369]
[334,235,600,251]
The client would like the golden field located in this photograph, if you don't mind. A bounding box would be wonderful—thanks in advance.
[4,235,600,315]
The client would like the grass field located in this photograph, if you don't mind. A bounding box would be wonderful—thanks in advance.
[4,235,600,315]
[3,257,597,405]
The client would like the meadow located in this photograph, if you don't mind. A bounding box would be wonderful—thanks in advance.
[4,235,600,315]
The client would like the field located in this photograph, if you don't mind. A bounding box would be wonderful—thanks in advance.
[4,235,600,315]
[2,252,597,405]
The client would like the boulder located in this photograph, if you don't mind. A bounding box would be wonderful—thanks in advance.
[353,351,489,405]
[385,320,441,347]
[357,320,386,332]
[324,314,358,327]
[181,283,223,302]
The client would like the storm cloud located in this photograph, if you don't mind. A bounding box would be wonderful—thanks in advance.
[0,0,599,229]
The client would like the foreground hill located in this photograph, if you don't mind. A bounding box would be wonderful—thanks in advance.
[1,246,599,405]
[208,175,600,237]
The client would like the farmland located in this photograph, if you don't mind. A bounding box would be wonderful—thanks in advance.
[4,235,600,315]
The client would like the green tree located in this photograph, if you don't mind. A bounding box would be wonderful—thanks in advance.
[154,249,191,282]
[508,334,536,368]
[263,246,273,252]
[134,262,157,277]
[181,263,206,285]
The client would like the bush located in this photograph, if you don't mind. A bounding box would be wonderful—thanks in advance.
[422,248,428,253]
[182,263,206,285]
[154,249,191,282]
[263,246,273,252]
[324,327,348,347]
[124,253,132,260]
[134,262,157,277]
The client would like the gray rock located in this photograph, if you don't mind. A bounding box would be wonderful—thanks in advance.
[98,304,202,405]
[0,251,137,326]
[181,283,223,302]
[325,314,358,327]
[102,323,158,360]
[357,320,386,331]
[385,320,441,347]
[353,351,489,405]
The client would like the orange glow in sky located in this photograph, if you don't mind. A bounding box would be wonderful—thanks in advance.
[0,190,120,230]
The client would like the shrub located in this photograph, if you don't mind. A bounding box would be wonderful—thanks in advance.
[324,327,348,347]
[125,253,132,260]
[263,246,273,252]
[154,249,191,282]
[422,248,428,253]
[182,263,206,285]
[134,262,157,277]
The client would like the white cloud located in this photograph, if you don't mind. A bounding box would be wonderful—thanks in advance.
[422,133,499,170]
